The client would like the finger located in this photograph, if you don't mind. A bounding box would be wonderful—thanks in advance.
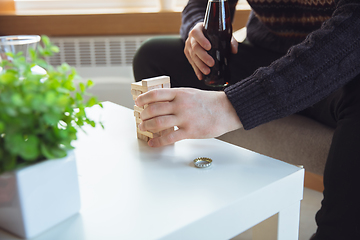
[148,129,186,147]
[191,38,214,67]
[190,61,204,80]
[190,51,211,76]
[140,102,173,121]
[184,47,203,80]
[136,88,175,107]
[139,115,176,133]
[231,37,238,54]
[191,24,211,51]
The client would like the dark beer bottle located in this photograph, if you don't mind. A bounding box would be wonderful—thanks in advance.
[203,0,232,88]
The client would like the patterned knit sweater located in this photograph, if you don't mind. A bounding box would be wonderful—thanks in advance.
[180,0,360,130]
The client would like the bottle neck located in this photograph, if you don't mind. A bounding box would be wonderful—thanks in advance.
[203,0,230,32]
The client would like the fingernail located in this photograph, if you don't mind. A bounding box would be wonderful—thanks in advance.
[148,139,154,147]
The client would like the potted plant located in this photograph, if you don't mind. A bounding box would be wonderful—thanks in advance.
[0,35,102,239]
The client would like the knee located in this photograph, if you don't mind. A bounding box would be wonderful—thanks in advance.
[132,37,184,81]
[133,38,159,75]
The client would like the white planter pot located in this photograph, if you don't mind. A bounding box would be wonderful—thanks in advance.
[0,150,80,239]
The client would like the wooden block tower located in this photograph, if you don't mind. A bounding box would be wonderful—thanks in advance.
[131,76,173,142]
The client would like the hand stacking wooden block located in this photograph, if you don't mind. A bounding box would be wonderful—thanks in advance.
[131,76,174,142]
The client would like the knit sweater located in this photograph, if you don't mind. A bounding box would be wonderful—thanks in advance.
[180,0,360,130]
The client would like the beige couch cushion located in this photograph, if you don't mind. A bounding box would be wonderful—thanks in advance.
[217,114,334,176]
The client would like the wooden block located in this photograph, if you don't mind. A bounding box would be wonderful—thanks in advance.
[133,76,171,143]
[135,117,142,124]
[137,128,155,138]
[162,82,171,88]
[134,105,144,113]
[147,84,162,91]
[131,82,148,92]
[131,89,143,97]
[141,76,170,87]
[134,111,140,118]
[134,104,149,110]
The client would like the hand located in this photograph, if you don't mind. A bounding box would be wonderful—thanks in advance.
[135,88,243,147]
[184,22,239,80]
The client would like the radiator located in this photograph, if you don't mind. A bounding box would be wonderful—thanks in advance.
[47,35,176,84]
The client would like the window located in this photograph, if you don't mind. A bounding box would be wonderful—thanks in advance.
[14,0,248,13]
[14,0,189,12]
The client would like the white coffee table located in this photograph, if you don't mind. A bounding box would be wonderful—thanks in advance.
[0,102,304,240]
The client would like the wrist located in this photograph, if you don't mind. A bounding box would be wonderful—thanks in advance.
[218,91,243,133]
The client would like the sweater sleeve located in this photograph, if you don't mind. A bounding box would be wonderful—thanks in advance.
[224,0,360,130]
[180,0,239,42]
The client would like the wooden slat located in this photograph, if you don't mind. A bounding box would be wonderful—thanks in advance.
[0,9,250,36]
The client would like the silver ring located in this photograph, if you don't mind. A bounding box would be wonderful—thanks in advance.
[194,157,213,168]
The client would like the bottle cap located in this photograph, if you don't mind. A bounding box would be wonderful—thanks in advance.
[193,157,213,168]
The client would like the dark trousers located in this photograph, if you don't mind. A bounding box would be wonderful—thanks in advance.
[133,37,360,240]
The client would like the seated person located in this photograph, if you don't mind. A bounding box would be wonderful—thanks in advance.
[132,0,360,239]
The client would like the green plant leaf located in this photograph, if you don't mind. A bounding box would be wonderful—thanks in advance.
[59,63,71,73]
[30,95,48,112]
[0,35,103,174]
[50,146,67,159]
[37,45,45,55]
[5,107,18,117]
[11,93,24,106]
[19,135,40,161]
[79,82,86,93]
[3,155,16,172]
[76,92,83,101]
[56,95,70,107]
[0,71,17,84]
[41,35,51,46]
[87,79,94,87]
[19,106,31,114]
[50,46,60,53]
[40,143,56,159]
[34,59,49,69]
[44,111,61,125]
[87,97,98,107]
[5,134,23,155]
[0,121,4,132]
[45,91,56,105]
[5,52,14,58]
[29,48,37,61]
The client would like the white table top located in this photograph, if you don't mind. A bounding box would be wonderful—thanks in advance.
[0,102,304,240]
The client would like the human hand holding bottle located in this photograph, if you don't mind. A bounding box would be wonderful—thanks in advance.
[184,22,238,81]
